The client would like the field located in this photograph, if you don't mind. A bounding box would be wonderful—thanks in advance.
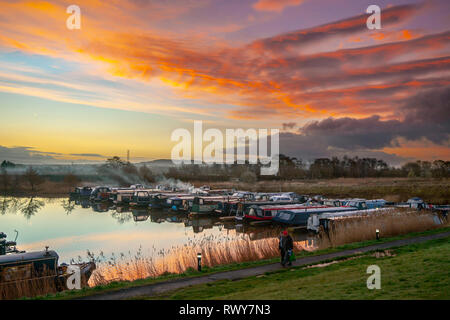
[204,177,450,204]
[4,177,449,205]
[142,236,450,300]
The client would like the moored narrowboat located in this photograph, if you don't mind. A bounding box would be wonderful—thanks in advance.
[272,206,359,226]
[241,204,329,222]
[129,190,152,207]
[190,196,239,215]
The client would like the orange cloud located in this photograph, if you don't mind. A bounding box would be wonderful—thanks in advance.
[253,0,304,12]
[0,1,448,124]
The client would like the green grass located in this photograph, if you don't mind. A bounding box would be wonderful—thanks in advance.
[35,226,450,300]
[141,236,450,300]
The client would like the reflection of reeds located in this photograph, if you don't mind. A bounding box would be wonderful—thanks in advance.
[318,208,445,248]
[88,235,313,286]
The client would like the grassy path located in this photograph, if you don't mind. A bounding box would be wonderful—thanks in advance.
[77,230,450,300]
[151,236,449,300]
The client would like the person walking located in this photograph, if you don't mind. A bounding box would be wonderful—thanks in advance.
[279,230,294,266]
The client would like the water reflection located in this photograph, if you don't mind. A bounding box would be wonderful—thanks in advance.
[20,197,45,219]
[0,196,319,262]
[0,197,45,219]
[61,199,76,215]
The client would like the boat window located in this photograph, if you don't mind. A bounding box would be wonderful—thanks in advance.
[249,208,255,216]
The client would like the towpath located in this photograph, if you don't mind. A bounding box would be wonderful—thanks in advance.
[79,231,450,300]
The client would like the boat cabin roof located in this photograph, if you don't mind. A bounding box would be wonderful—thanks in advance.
[0,250,58,266]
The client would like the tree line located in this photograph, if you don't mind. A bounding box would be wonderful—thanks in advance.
[164,155,450,182]
[0,156,448,194]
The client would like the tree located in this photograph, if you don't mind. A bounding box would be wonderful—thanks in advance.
[1,160,15,169]
[105,156,126,169]
[23,167,44,192]
[0,168,10,193]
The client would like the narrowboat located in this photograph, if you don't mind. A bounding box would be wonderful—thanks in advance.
[240,204,328,222]
[189,196,238,215]
[111,188,135,205]
[214,199,240,216]
[89,186,112,202]
[234,199,306,221]
[166,196,195,212]
[231,192,256,201]
[149,193,191,209]
[272,206,359,226]
[129,190,153,207]
[322,199,343,207]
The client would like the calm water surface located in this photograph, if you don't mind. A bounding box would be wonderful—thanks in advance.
[0,197,317,263]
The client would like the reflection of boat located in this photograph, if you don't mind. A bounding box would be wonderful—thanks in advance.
[75,199,91,208]
[131,209,150,222]
[91,202,111,212]
[148,210,167,223]
[70,186,93,199]
[165,215,188,223]
[90,186,111,202]
[115,205,131,213]
[184,217,219,233]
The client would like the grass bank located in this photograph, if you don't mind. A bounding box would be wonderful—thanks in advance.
[142,236,450,300]
[33,226,450,300]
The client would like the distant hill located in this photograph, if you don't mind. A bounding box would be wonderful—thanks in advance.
[138,159,175,166]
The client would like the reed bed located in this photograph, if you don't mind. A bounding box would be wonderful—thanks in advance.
[88,233,311,286]
[0,273,59,300]
[318,208,446,248]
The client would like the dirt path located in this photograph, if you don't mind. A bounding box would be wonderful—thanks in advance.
[79,231,450,300]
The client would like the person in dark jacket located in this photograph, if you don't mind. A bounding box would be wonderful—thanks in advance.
[279,230,294,266]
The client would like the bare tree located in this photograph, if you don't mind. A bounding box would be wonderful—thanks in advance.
[23,167,44,192]
[0,168,10,194]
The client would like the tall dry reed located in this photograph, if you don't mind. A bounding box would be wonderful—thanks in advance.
[0,274,59,300]
[88,234,313,286]
[318,208,446,248]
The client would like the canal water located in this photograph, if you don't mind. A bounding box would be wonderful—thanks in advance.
[0,197,317,263]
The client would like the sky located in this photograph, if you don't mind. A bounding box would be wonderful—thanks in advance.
[0,0,449,165]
